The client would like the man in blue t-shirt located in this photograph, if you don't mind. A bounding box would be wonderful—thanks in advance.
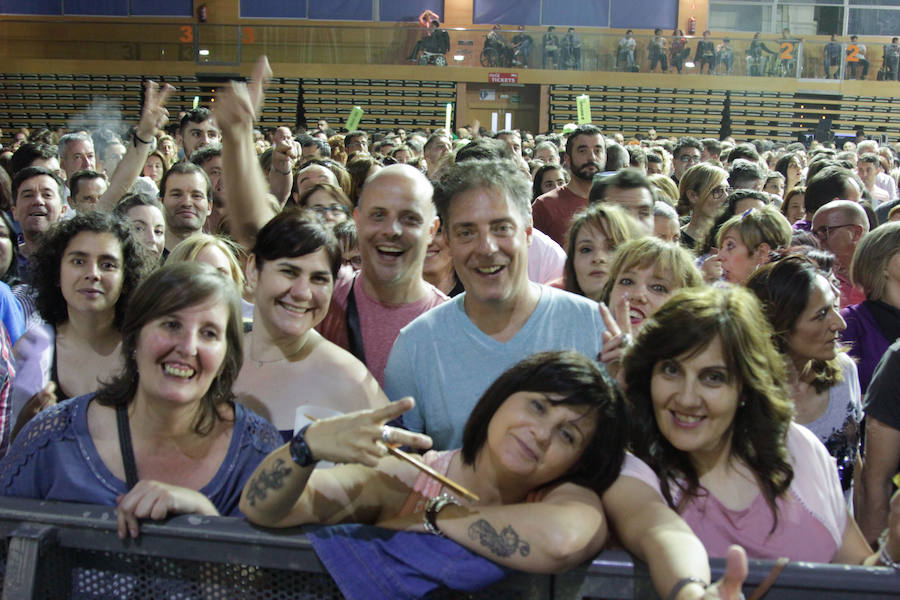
[384,159,606,450]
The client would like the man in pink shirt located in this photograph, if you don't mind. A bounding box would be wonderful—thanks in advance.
[812,200,869,308]
[532,124,606,246]
[317,164,447,385]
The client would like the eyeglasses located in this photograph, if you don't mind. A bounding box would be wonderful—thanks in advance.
[678,154,702,164]
[343,255,362,269]
[311,205,347,216]
[812,223,855,240]
[710,186,733,201]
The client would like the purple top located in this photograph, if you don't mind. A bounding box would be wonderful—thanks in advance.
[0,394,281,517]
[841,301,891,394]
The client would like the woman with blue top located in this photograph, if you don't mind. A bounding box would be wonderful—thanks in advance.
[0,263,280,538]
[9,212,145,439]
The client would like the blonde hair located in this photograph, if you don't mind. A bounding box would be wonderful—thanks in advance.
[166,233,245,289]
[715,206,792,255]
[599,236,703,303]
[648,174,679,206]
[677,163,729,217]
[850,222,900,301]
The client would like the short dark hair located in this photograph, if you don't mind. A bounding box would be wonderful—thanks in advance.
[345,130,367,147]
[454,138,513,163]
[460,351,627,493]
[252,208,341,279]
[114,191,165,217]
[604,143,629,171]
[805,166,858,215]
[159,161,212,204]
[435,159,530,226]
[10,142,57,177]
[69,169,107,198]
[729,159,765,188]
[701,138,722,158]
[189,142,222,168]
[589,168,653,202]
[94,262,243,436]
[179,107,214,131]
[727,143,761,164]
[12,166,65,204]
[673,137,703,158]
[565,124,603,157]
[33,211,145,328]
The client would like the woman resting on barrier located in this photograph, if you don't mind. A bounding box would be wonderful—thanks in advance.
[241,351,747,599]
[9,212,145,440]
[615,284,900,567]
[232,209,387,440]
[0,263,281,538]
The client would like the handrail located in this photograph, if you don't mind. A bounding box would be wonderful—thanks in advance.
[0,497,897,599]
[1,19,895,82]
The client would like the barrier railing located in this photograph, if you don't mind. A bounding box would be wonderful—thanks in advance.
[0,497,897,599]
[2,20,898,83]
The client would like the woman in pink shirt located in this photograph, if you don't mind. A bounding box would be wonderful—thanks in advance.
[615,285,900,567]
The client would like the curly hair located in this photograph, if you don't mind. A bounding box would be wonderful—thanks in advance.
[461,350,627,494]
[622,285,794,529]
[94,262,243,436]
[32,211,145,328]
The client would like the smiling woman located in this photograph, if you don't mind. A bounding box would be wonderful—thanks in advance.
[233,210,388,440]
[9,212,144,439]
[0,263,280,538]
[619,285,898,567]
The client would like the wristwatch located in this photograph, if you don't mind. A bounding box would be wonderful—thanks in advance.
[289,424,318,467]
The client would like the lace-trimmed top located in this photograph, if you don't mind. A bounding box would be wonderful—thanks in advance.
[0,394,281,516]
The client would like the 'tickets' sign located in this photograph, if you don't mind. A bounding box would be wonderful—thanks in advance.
[488,72,518,83]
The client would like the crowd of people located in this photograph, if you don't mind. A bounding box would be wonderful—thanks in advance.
[0,54,898,597]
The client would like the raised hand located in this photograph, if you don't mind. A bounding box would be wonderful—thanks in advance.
[116,480,218,539]
[303,397,433,468]
[599,293,633,384]
[136,80,175,141]
[215,55,272,136]
[701,250,723,284]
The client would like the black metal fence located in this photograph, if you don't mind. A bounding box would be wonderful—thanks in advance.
[0,497,897,599]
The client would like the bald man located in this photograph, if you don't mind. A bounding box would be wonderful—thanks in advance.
[812,200,870,307]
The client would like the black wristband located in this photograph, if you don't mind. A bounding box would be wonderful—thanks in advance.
[289,424,318,467]
[133,131,153,147]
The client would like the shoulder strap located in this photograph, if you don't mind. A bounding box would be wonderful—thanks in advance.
[345,275,367,365]
[115,404,139,490]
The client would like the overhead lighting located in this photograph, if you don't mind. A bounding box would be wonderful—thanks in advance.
[199,49,210,56]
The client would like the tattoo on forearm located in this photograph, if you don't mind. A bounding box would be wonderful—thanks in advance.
[245,458,293,507]
[467,519,531,558]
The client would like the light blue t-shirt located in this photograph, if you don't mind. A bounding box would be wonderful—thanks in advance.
[384,285,606,450]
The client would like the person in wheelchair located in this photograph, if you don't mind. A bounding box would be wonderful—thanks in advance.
[408,19,450,65]
[482,24,514,67]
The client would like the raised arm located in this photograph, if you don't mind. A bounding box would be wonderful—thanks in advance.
[99,80,174,211]
[215,56,279,250]
[240,398,432,528]
[267,138,298,206]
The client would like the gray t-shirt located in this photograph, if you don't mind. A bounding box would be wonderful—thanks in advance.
[384,285,605,450]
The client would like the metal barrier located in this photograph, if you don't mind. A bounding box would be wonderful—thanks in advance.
[0,497,897,599]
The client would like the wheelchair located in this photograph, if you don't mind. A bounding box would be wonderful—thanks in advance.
[480,42,514,67]
[418,51,448,66]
